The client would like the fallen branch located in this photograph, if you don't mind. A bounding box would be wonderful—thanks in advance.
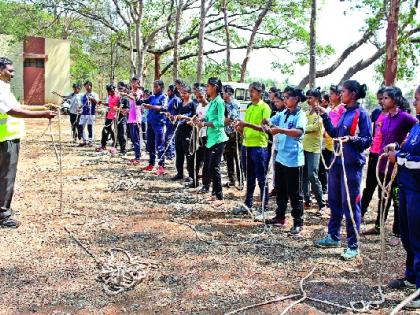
[224,294,300,315]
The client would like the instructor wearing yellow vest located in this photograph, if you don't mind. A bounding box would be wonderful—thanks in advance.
[0,57,56,228]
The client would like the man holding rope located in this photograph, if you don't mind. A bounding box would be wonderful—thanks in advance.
[0,57,56,228]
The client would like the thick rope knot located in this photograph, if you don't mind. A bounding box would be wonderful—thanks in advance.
[65,227,158,295]
[97,248,158,295]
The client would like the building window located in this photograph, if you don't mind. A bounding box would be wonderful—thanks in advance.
[24,59,45,68]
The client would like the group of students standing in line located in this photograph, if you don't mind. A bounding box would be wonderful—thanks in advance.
[1,52,420,308]
[65,76,420,308]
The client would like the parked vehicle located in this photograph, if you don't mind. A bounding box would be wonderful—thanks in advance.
[223,82,251,120]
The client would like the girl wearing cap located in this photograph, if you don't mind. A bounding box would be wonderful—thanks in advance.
[315,80,372,260]
[195,77,228,206]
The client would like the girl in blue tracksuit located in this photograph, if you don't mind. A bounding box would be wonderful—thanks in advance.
[315,80,372,260]
[386,86,420,310]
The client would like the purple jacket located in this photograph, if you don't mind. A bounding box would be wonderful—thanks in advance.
[378,110,417,174]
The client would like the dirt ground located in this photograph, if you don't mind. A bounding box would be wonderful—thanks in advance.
[0,117,416,314]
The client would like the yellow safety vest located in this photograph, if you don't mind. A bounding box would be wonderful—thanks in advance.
[0,112,25,142]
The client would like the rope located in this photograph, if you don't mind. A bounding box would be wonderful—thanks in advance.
[279,267,316,315]
[337,138,361,249]
[375,153,398,306]
[64,226,158,295]
[235,131,244,190]
[57,110,63,213]
[390,288,420,314]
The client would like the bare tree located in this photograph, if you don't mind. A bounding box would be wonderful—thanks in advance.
[239,0,273,82]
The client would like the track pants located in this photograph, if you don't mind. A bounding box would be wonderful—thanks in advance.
[146,123,165,167]
[327,161,363,249]
[0,140,20,219]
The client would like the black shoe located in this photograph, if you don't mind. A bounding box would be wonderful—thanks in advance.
[0,218,21,229]
[188,182,199,188]
[289,225,304,236]
[388,278,416,289]
[184,177,193,183]
[171,174,183,181]
[197,186,209,194]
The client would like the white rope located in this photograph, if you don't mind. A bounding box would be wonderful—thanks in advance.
[390,288,420,314]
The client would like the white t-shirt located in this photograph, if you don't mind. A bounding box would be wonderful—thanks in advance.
[196,103,208,137]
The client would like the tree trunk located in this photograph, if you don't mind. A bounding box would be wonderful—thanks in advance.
[196,0,206,83]
[135,19,144,84]
[127,26,136,77]
[308,0,316,88]
[173,0,183,82]
[154,53,161,80]
[222,0,232,81]
[239,0,273,82]
[384,0,400,85]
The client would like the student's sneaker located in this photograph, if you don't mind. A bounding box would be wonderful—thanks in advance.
[155,166,166,176]
[95,146,105,152]
[0,218,21,229]
[108,147,117,154]
[197,186,209,194]
[143,165,154,171]
[129,159,140,165]
[315,234,341,248]
[405,298,420,310]
[232,204,251,215]
[388,278,416,290]
[362,226,380,236]
[341,247,360,261]
[171,174,183,181]
[289,225,304,237]
[316,206,328,217]
[184,177,193,183]
[264,217,287,227]
[187,182,199,188]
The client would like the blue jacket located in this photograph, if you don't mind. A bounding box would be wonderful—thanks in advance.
[165,95,182,124]
[138,93,166,124]
[397,123,420,192]
[321,104,372,166]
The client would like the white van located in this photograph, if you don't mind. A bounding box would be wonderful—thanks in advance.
[223,82,251,120]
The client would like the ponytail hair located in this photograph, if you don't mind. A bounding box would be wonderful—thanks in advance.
[383,86,410,112]
[207,77,223,95]
[306,87,322,100]
[342,80,367,100]
[288,87,307,103]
